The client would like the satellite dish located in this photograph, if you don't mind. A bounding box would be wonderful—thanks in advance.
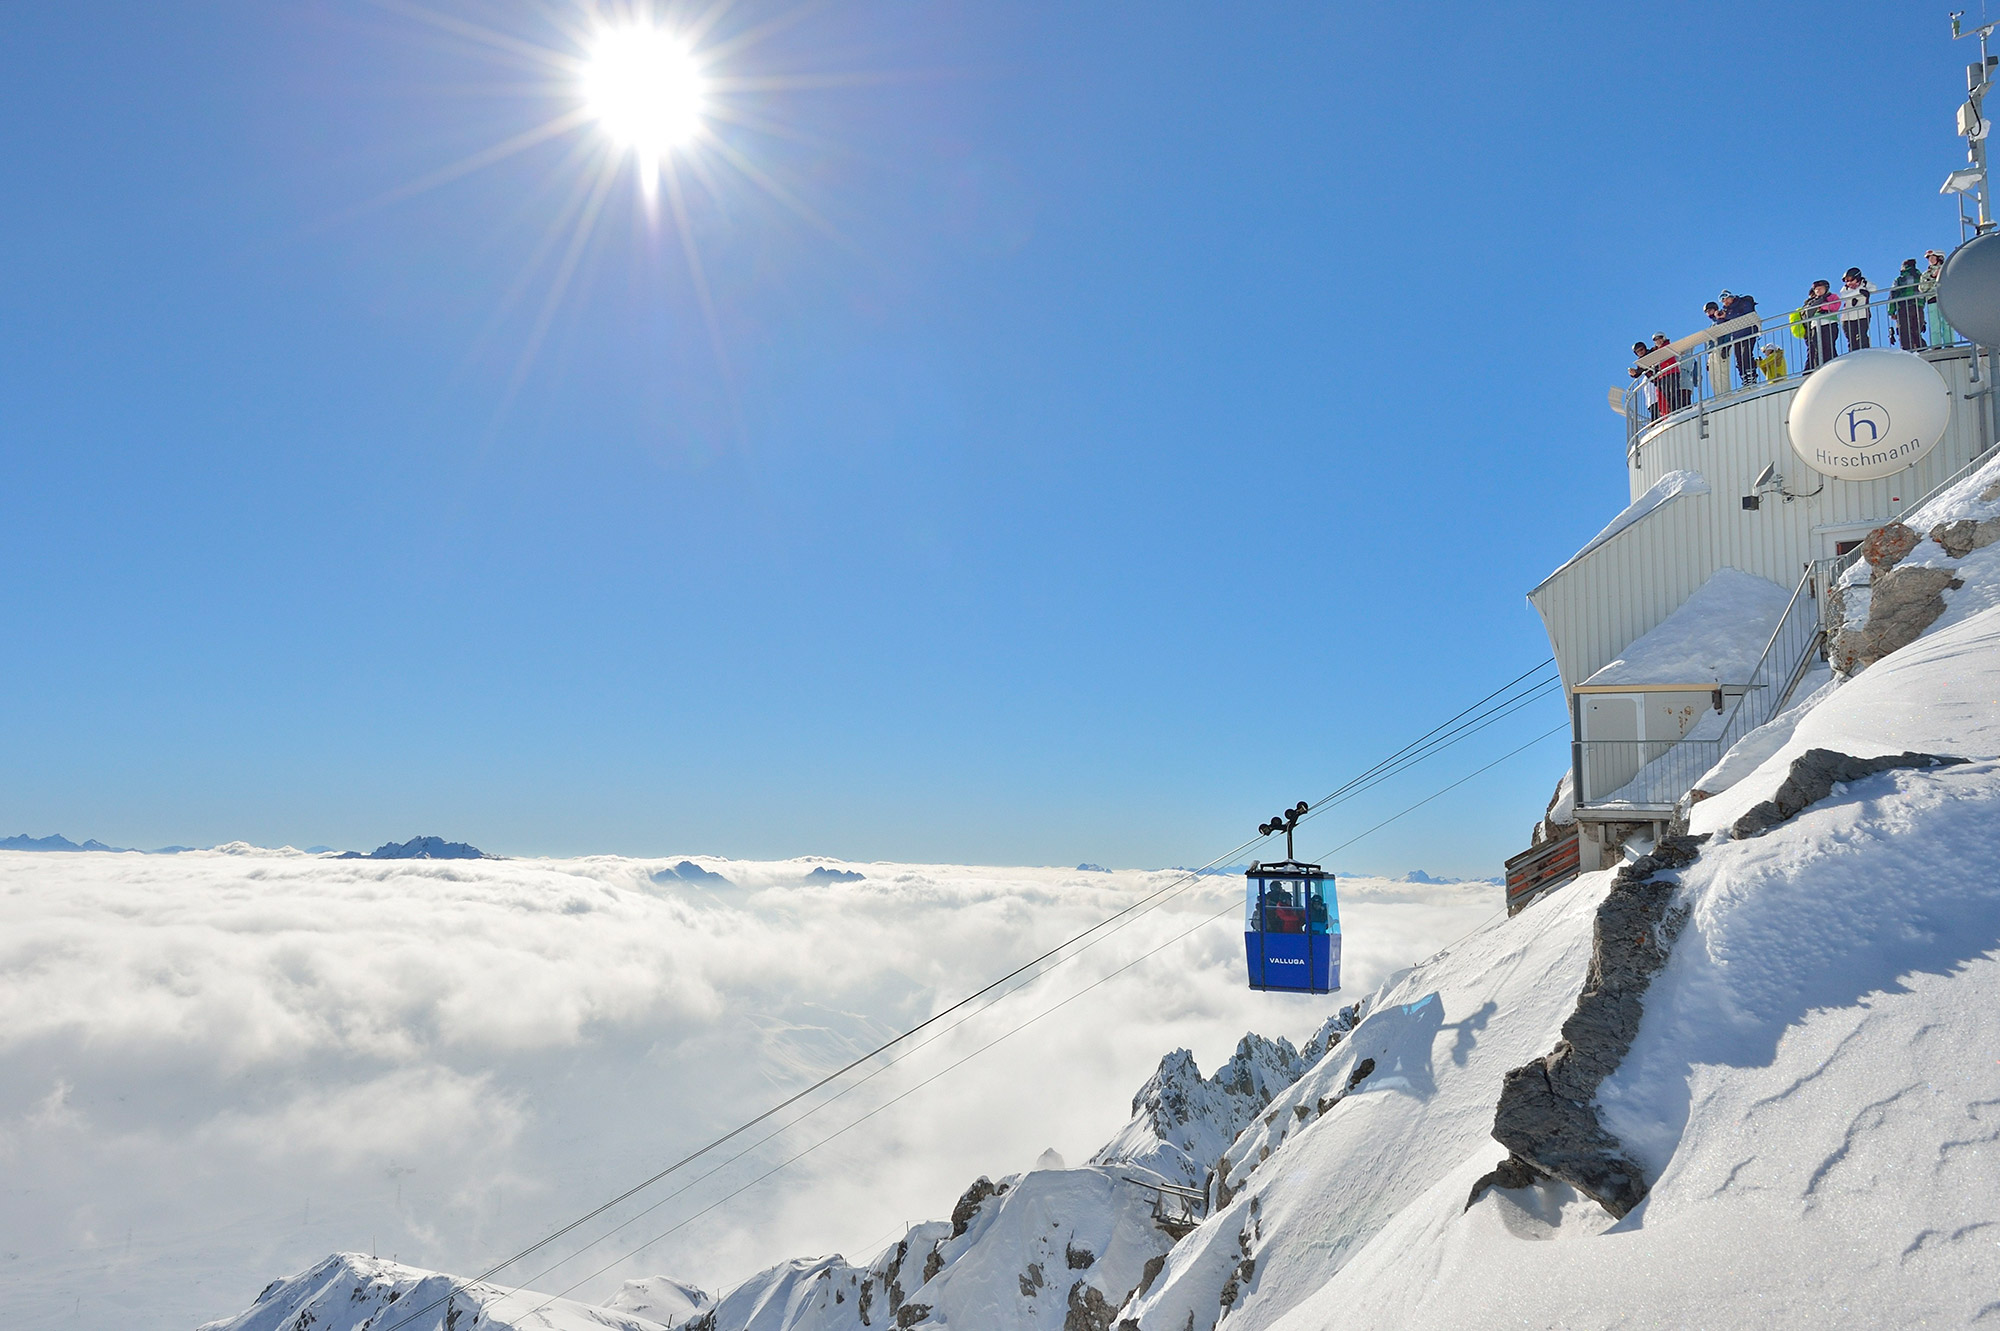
[1752,462,1777,489]
[1787,349,1951,481]
[1939,230,2000,347]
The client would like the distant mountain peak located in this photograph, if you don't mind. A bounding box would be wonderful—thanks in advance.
[0,832,124,853]
[337,835,492,861]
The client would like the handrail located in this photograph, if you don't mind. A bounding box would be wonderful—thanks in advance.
[1617,292,1973,447]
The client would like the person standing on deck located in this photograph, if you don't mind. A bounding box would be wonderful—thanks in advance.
[1922,249,1954,346]
[1720,289,1760,384]
[1840,267,1875,351]
[1890,259,1928,350]
[1802,280,1840,370]
[1703,302,1731,390]
[1630,340,1660,421]
[1651,332,1687,411]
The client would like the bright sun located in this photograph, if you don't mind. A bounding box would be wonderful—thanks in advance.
[583,25,706,161]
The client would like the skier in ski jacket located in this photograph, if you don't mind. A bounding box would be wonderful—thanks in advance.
[1922,249,1954,345]
[1650,332,1688,411]
[1756,342,1788,382]
[1889,259,1927,350]
[1630,341,1661,421]
[1801,280,1840,370]
[1720,290,1759,384]
[1840,268,1875,351]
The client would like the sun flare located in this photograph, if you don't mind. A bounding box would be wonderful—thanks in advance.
[583,25,706,162]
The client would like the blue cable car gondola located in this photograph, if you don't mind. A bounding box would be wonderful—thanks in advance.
[1245,802,1340,994]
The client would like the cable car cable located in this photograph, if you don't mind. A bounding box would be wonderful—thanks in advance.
[1304,662,1557,813]
[1309,660,1554,806]
[1296,680,1562,823]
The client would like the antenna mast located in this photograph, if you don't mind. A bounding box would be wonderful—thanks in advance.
[1953,10,1997,233]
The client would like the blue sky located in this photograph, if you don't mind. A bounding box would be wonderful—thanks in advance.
[0,1,1975,872]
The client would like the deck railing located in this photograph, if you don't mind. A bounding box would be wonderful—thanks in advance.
[1616,294,1970,451]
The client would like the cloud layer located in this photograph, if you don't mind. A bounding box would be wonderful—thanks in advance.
[0,849,1496,1328]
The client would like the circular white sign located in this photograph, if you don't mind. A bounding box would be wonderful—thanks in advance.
[1787,349,1951,480]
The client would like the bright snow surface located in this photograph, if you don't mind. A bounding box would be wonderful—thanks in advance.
[1581,565,1792,687]
[0,850,1494,1329]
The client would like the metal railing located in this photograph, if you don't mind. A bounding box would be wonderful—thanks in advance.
[1575,558,1828,809]
[1618,292,1970,450]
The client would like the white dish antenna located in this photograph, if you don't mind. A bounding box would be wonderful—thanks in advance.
[1786,349,1952,481]
[1939,230,2000,345]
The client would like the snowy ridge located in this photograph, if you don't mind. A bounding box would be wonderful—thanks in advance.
[1089,1031,1318,1191]
[195,1253,674,1331]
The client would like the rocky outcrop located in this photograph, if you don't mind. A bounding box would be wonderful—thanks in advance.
[1062,1281,1116,1331]
[1730,748,1968,840]
[1528,772,1576,849]
[1088,1033,1308,1190]
[1463,1153,1546,1211]
[1298,1001,1367,1069]
[949,1176,1003,1238]
[1489,834,1706,1218]
[1849,566,1962,667]
[1831,507,2000,671]
[1930,514,2000,559]
[1862,521,1920,571]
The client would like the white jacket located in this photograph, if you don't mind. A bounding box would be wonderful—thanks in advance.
[1840,279,1875,323]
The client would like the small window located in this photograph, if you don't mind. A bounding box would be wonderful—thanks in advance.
[1835,538,1863,556]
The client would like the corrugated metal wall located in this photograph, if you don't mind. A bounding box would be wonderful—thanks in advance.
[1532,348,1990,692]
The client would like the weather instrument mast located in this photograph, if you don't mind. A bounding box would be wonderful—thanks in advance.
[1949,11,1998,236]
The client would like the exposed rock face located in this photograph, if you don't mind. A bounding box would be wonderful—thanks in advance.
[1862,521,1919,571]
[1062,1280,1117,1331]
[949,1176,1001,1238]
[1930,515,2000,559]
[1852,566,1962,666]
[1731,749,1968,840]
[1298,1001,1366,1069]
[1490,834,1706,1218]
[1088,1033,1307,1190]
[1463,1153,1546,1211]
[1528,772,1577,849]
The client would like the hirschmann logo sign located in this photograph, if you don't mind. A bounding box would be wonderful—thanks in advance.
[1836,401,1890,445]
[1786,350,1951,482]
[1815,399,1928,471]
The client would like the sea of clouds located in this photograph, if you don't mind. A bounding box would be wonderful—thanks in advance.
[0,848,1498,1329]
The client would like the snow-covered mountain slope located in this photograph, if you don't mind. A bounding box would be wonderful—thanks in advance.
[1122,864,1608,1329]
[1269,622,2000,1328]
[196,1253,673,1331]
